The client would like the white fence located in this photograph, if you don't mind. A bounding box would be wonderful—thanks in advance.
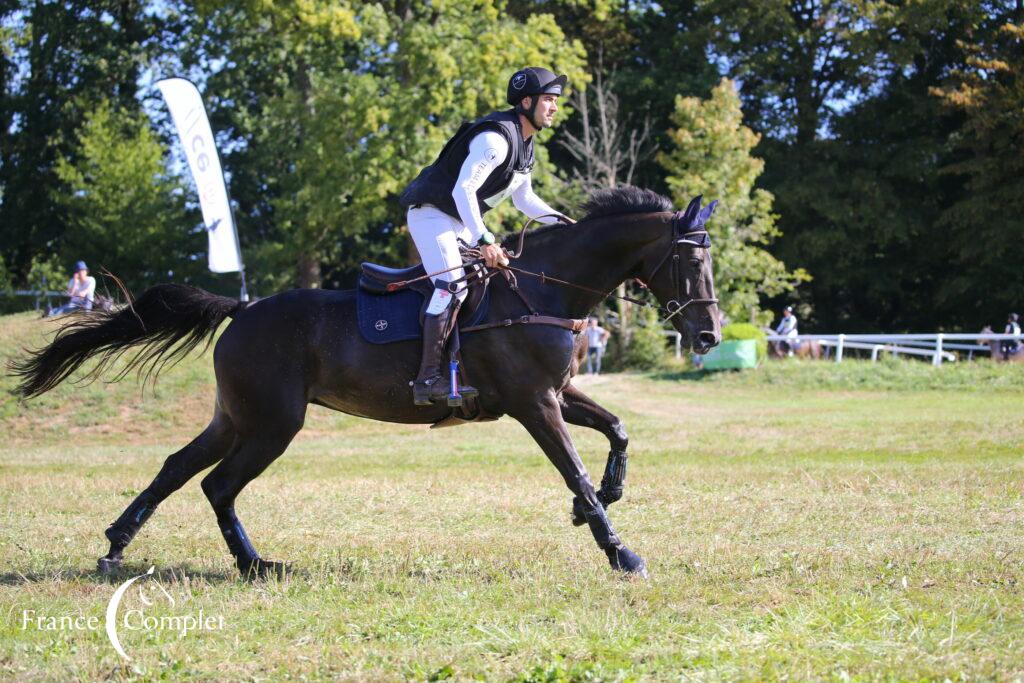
[3,289,64,311]
[765,333,1022,366]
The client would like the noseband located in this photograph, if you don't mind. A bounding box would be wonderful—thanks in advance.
[645,212,718,322]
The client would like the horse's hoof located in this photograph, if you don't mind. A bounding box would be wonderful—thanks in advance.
[239,558,288,580]
[570,497,587,527]
[97,556,122,575]
[607,545,649,579]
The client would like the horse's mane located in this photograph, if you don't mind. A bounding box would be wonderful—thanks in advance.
[504,185,673,244]
[581,185,674,221]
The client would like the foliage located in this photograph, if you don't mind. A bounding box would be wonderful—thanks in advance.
[0,257,13,293]
[659,79,809,325]
[52,103,199,293]
[2,0,1023,330]
[720,321,767,362]
[613,305,670,371]
[932,19,1024,326]
[0,2,168,286]
[708,0,1017,331]
[26,254,65,293]
[186,0,588,289]
[702,0,898,144]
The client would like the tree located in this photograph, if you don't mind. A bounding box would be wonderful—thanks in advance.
[53,102,198,292]
[760,1,1009,330]
[182,0,587,290]
[0,1,171,286]
[658,79,808,324]
[557,52,653,193]
[933,10,1024,326]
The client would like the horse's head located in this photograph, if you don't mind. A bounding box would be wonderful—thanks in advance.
[639,195,721,354]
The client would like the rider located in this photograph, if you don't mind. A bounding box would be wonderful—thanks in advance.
[1002,312,1021,360]
[775,305,798,356]
[399,67,569,405]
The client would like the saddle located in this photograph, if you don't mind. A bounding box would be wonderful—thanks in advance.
[356,260,498,428]
[356,261,490,344]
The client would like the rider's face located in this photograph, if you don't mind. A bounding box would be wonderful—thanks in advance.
[524,94,559,129]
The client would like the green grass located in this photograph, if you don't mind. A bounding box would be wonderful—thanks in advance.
[1,312,1023,680]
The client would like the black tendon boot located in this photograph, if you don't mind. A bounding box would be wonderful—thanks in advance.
[412,299,477,405]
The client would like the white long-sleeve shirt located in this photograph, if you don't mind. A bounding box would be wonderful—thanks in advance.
[452,130,562,243]
[67,276,96,306]
[775,313,798,337]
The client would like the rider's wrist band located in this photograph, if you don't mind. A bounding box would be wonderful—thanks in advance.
[477,231,495,246]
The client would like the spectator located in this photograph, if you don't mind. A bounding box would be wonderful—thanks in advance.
[1002,312,1021,360]
[48,261,95,316]
[585,317,610,375]
[775,305,798,356]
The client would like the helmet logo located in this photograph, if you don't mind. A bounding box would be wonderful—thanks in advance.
[511,73,527,90]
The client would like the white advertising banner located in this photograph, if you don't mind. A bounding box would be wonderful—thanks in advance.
[157,78,242,274]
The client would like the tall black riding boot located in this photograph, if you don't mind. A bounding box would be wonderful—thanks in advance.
[412,300,477,406]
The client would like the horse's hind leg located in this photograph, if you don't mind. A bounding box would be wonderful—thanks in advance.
[200,410,304,579]
[99,410,236,573]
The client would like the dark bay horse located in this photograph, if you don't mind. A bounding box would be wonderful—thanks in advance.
[11,187,721,579]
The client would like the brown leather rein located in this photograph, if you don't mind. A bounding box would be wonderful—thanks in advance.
[385,211,717,333]
[493,212,719,326]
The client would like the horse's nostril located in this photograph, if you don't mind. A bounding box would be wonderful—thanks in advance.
[698,331,719,347]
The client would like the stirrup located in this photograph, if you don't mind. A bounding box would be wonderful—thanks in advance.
[412,375,478,407]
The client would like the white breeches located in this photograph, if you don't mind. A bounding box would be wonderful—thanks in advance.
[407,205,472,314]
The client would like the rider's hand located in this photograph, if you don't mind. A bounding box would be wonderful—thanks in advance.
[481,243,509,268]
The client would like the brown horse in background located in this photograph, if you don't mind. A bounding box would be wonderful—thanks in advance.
[767,335,822,360]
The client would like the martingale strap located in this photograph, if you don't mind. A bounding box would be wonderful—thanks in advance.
[461,314,587,334]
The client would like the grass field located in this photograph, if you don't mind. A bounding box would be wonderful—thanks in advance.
[1,311,1023,681]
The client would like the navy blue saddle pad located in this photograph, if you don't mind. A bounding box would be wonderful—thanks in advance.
[356,287,489,344]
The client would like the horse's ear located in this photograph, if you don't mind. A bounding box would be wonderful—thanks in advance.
[681,195,703,226]
[697,199,719,227]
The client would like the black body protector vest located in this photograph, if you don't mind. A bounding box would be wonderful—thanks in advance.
[399,110,535,221]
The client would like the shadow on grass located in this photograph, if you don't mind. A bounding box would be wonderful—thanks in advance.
[650,368,733,382]
[0,562,250,586]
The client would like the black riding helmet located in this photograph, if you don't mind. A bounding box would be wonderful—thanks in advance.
[506,67,567,128]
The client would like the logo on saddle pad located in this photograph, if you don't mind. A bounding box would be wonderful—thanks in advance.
[374,319,388,332]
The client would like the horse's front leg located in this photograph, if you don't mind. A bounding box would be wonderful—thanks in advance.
[559,383,629,527]
[512,391,647,578]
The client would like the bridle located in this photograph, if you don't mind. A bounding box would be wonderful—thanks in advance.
[640,211,718,323]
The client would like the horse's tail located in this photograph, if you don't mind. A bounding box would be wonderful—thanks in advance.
[9,284,247,399]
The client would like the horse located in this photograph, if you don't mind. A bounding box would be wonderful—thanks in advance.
[767,335,822,360]
[10,187,721,580]
[981,326,1024,362]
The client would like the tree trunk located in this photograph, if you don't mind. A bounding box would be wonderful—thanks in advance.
[297,252,320,289]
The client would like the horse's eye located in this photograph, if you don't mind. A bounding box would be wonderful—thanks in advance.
[689,258,701,269]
